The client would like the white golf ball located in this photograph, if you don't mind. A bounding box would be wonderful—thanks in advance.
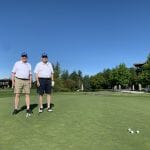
[130,130,134,134]
[26,113,30,118]
[128,128,131,131]
[136,130,140,134]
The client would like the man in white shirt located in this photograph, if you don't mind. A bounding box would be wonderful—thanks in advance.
[11,52,32,115]
[34,53,54,113]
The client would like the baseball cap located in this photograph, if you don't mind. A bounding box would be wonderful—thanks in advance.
[41,52,48,58]
[21,52,28,57]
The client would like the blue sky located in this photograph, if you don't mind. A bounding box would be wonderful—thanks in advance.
[0,0,149,78]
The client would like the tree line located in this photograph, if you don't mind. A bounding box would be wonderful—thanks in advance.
[52,53,150,92]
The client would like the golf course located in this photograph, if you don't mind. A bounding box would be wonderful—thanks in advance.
[0,89,150,150]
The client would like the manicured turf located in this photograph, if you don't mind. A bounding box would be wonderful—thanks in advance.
[0,90,150,150]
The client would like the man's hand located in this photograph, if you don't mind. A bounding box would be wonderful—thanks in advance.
[12,81,15,89]
[37,81,40,87]
[51,80,55,87]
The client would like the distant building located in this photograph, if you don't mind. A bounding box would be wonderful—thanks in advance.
[0,79,12,88]
[134,62,145,68]
[133,62,146,75]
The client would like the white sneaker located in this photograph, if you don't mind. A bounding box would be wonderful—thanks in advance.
[39,108,43,113]
[47,107,53,112]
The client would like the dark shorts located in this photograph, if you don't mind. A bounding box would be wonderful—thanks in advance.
[37,78,52,95]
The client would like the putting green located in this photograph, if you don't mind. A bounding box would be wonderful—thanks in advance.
[0,90,150,150]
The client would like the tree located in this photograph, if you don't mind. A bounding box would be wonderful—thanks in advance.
[109,68,119,87]
[101,69,112,89]
[61,70,69,81]
[69,71,83,90]
[53,62,62,91]
[64,79,76,91]
[129,67,138,89]
[110,64,131,88]
[147,53,150,62]
[53,62,61,79]
[61,70,71,91]
[77,70,83,89]
[83,75,91,91]
[90,73,105,90]
[139,61,150,87]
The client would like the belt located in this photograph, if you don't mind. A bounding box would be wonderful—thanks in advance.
[38,78,51,80]
[15,77,29,80]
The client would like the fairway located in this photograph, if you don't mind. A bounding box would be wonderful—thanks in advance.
[0,90,150,150]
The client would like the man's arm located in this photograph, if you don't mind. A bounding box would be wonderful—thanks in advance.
[35,73,40,87]
[51,73,54,81]
[51,73,55,87]
[34,64,40,87]
[11,62,17,88]
[11,73,15,88]
[29,74,32,88]
[50,63,54,81]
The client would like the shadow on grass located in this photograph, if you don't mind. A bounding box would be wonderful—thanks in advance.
[18,103,38,113]
[43,103,55,109]
[17,103,55,113]
[12,103,54,115]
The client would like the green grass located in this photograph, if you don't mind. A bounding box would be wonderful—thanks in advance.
[0,90,150,150]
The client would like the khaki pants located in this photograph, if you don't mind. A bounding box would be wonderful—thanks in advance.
[14,78,30,94]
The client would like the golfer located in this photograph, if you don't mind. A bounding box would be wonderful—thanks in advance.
[34,53,54,113]
[11,52,32,115]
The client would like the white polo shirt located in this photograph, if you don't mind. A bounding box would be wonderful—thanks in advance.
[34,62,54,78]
[12,61,32,79]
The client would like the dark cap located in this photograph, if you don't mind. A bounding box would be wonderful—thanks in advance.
[41,52,48,58]
[21,52,28,57]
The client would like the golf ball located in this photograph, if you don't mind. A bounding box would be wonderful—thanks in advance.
[26,113,31,118]
[136,130,140,134]
[130,130,134,134]
[128,128,132,131]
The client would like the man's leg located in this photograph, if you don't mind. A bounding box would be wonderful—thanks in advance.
[39,95,43,109]
[15,93,20,109]
[38,78,44,113]
[47,94,51,108]
[45,79,53,112]
[12,94,20,115]
[12,77,22,115]
[25,94,33,115]
[23,80,32,115]
[25,94,30,110]
[47,94,53,112]
[38,94,44,113]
